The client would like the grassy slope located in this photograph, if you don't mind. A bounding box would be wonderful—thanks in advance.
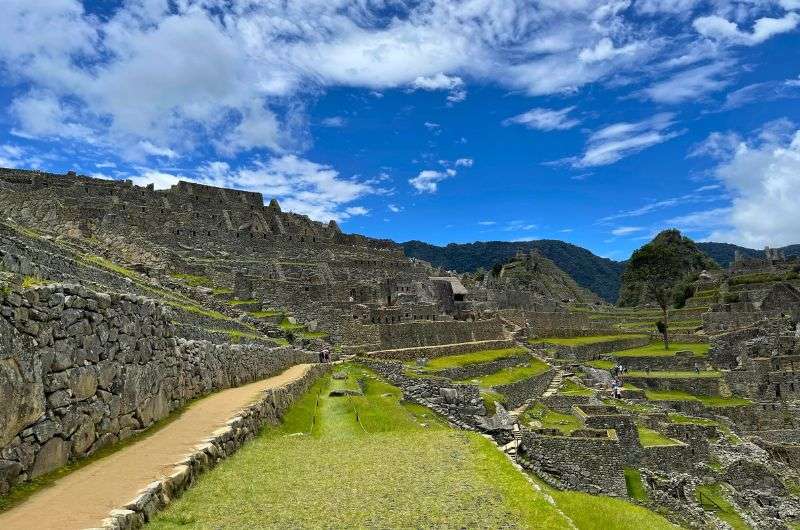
[418,347,529,370]
[530,334,646,346]
[150,365,678,529]
[463,358,550,387]
[613,342,709,357]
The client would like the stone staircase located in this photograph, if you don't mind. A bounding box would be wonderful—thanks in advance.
[542,368,565,398]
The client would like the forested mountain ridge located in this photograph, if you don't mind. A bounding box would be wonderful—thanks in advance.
[401,240,624,303]
[403,239,800,304]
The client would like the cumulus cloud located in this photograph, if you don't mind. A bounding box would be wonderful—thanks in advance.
[574,113,680,167]
[131,155,376,222]
[409,168,456,193]
[0,0,794,165]
[693,13,800,46]
[699,124,800,247]
[503,107,580,131]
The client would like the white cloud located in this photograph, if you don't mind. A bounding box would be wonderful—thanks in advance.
[411,73,467,103]
[138,141,178,159]
[454,158,474,167]
[409,168,456,193]
[575,113,680,167]
[321,116,347,127]
[131,155,378,222]
[578,38,640,63]
[424,122,441,130]
[0,0,794,165]
[694,13,800,46]
[503,107,580,131]
[611,226,644,236]
[701,125,800,247]
[642,61,732,103]
[478,220,496,226]
[387,204,402,213]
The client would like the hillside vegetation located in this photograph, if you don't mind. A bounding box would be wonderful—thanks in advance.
[618,230,718,307]
[402,240,624,302]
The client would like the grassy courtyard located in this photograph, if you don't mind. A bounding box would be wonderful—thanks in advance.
[530,334,646,346]
[415,346,529,370]
[612,342,710,357]
[149,365,679,529]
[460,358,550,387]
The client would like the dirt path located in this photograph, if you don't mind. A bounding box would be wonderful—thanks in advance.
[0,363,314,530]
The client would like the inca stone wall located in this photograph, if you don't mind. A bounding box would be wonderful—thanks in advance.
[0,282,315,495]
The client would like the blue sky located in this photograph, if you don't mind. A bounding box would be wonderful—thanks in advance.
[1,1,799,260]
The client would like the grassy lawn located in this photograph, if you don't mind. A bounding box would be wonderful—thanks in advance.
[416,347,529,370]
[586,359,614,370]
[248,309,283,318]
[559,379,595,397]
[613,342,710,358]
[530,334,646,346]
[150,366,574,529]
[627,370,721,379]
[645,390,751,407]
[624,468,648,501]
[638,427,682,447]
[668,413,719,426]
[522,403,583,434]
[150,366,679,529]
[461,358,550,387]
[695,484,750,530]
[528,474,680,530]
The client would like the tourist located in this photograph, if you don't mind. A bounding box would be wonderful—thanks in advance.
[318,350,325,363]
[694,362,700,374]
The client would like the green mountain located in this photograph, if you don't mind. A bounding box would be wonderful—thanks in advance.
[618,230,718,307]
[401,240,624,303]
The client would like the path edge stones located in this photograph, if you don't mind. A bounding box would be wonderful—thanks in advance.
[91,363,330,530]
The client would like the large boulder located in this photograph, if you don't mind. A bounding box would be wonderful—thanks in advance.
[0,320,45,448]
[31,437,71,478]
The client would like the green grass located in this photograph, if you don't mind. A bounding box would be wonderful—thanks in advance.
[624,468,648,501]
[522,404,583,434]
[227,298,259,306]
[82,254,140,280]
[21,275,47,289]
[298,330,329,340]
[627,370,721,379]
[559,379,595,397]
[527,474,680,530]
[695,484,750,530]
[586,359,614,370]
[170,273,215,288]
[645,390,751,407]
[152,368,677,529]
[530,334,646,346]
[149,365,575,529]
[729,272,785,286]
[481,390,507,415]
[668,413,719,426]
[612,342,709,358]
[638,427,682,447]
[417,347,528,370]
[279,318,306,331]
[462,358,550,387]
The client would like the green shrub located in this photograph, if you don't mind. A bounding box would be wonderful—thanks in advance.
[723,293,740,303]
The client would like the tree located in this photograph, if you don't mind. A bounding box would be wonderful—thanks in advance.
[624,232,688,349]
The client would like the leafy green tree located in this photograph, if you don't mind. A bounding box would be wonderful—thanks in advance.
[624,231,690,349]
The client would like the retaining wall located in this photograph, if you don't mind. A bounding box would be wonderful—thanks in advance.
[0,282,315,495]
